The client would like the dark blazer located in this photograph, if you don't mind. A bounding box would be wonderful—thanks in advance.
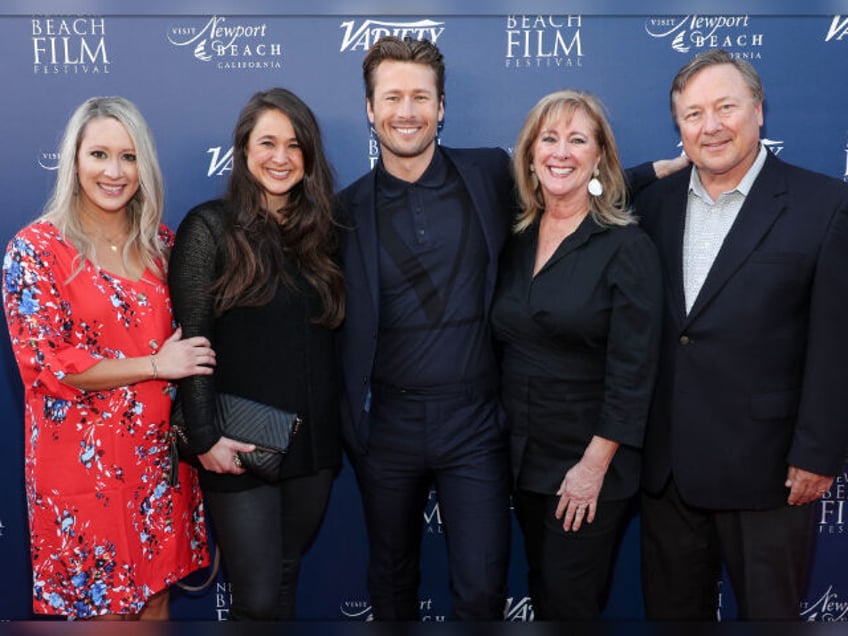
[336,146,515,456]
[636,151,848,509]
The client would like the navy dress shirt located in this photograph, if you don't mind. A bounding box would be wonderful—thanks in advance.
[372,147,493,390]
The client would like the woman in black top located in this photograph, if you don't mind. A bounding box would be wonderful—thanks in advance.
[169,88,344,620]
[491,90,662,620]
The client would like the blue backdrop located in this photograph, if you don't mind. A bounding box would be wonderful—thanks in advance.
[2,0,848,623]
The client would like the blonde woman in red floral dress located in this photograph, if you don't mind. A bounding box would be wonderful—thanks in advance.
[2,97,213,620]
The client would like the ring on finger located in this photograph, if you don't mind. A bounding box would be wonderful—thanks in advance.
[232,453,243,469]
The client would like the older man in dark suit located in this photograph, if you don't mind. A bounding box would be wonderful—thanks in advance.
[637,49,848,620]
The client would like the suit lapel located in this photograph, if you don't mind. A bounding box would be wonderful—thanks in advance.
[685,153,788,325]
[351,171,381,315]
[448,151,497,257]
[444,149,502,306]
[655,175,689,329]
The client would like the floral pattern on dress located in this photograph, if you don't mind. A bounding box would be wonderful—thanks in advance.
[3,221,208,617]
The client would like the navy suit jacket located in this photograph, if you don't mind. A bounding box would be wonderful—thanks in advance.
[336,146,515,456]
[636,151,848,509]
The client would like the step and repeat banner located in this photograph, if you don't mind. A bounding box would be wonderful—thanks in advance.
[1,1,847,623]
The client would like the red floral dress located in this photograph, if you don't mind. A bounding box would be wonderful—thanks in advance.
[2,221,208,617]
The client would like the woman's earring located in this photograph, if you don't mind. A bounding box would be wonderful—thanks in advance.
[588,168,603,197]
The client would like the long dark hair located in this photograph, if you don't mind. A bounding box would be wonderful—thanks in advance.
[212,88,344,328]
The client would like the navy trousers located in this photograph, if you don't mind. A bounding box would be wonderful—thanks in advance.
[350,380,511,620]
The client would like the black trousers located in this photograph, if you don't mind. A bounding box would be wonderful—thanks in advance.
[641,479,816,621]
[351,382,511,620]
[513,489,631,620]
[204,468,335,621]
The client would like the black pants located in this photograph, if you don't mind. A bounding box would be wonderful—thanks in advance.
[513,489,630,620]
[204,468,334,621]
[641,479,816,621]
[351,383,511,620]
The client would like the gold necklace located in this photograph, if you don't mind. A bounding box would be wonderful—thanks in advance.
[80,210,129,252]
[103,235,123,252]
[93,230,128,252]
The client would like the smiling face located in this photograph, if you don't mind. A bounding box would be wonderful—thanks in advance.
[76,117,139,219]
[366,59,444,181]
[531,107,601,210]
[674,63,763,196]
[245,108,305,210]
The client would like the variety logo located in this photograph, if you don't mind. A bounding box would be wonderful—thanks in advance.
[818,470,847,536]
[505,15,583,70]
[802,585,848,621]
[825,15,848,42]
[166,16,282,70]
[644,15,764,59]
[339,19,445,52]
[32,16,110,75]
[762,138,784,157]
[207,145,234,177]
[504,596,534,621]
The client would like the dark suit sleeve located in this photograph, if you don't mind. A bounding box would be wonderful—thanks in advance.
[596,231,663,448]
[624,162,658,199]
[168,207,222,455]
[789,200,848,475]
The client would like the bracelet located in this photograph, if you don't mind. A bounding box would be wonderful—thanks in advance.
[150,354,159,380]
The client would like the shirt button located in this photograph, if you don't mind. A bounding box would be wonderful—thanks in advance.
[362,376,369,385]
[679,335,692,345]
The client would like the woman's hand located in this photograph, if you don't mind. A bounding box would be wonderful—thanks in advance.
[62,326,216,391]
[555,458,606,532]
[197,436,256,475]
[153,326,216,380]
[554,436,620,532]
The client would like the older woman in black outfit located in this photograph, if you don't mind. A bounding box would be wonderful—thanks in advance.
[492,90,663,620]
[168,88,344,620]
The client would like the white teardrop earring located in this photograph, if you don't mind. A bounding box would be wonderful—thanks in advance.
[588,168,603,197]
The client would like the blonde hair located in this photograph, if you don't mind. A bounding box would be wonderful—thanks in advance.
[41,96,167,280]
[512,89,633,233]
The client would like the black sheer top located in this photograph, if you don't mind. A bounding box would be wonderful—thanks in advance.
[168,200,341,492]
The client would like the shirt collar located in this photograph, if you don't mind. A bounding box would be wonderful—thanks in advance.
[688,143,768,202]
[376,145,449,196]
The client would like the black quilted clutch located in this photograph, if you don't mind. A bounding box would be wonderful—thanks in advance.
[215,393,302,482]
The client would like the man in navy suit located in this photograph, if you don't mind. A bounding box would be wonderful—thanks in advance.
[336,36,514,620]
[637,49,848,620]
